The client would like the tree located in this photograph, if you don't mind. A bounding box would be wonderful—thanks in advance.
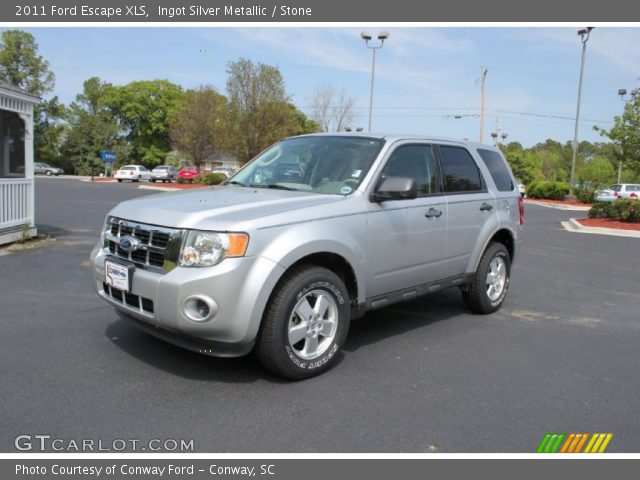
[595,92,640,176]
[34,97,65,165]
[288,103,320,135]
[103,80,185,167]
[577,156,616,185]
[60,77,126,175]
[0,30,65,166]
[308,84,355,132]
[169,86,228,172]
[0,30,54,96]
[226,58,302,162]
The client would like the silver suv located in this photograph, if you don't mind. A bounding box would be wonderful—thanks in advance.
[91,134,523,379]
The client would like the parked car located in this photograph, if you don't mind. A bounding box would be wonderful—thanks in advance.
[209,167,236,178]
[150,165,177,183]
[618,184,640,199]
[34,162,64,176]
[114,165,152,183]
[178,167,199,182]
[91,133,523,379]
[595,184,640,202]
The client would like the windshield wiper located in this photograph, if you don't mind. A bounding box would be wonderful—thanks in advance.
[249,184,298,191]
[226,180,246,186]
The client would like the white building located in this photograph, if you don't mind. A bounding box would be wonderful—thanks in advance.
[0,80,40,245]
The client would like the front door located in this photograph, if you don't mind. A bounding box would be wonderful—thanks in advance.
[366,143,448,298]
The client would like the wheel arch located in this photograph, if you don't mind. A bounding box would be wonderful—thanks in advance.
[468,227,516,273]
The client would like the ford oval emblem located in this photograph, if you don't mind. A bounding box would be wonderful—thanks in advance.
[118,235,139,253]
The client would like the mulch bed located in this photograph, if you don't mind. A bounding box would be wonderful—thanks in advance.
[576,218,640,231]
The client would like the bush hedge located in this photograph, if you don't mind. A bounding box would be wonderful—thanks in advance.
[193,172,227,185]
[588,199,640,222]
[526,181,570,200]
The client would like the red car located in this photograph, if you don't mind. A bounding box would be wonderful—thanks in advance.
[178,167,198,183]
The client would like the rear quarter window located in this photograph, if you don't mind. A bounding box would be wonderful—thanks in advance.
[477,149,514,192]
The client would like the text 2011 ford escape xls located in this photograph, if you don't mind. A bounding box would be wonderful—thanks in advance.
[91,133,523,379]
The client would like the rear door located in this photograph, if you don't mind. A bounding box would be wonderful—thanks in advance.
[436,144,497,276]
[366,142,448,297]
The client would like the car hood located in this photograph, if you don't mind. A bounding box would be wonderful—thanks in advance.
[108,185,348,231]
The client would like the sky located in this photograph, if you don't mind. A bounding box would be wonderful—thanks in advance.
[5,26,640,147]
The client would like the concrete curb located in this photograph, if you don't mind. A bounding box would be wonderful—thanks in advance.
[561,218,640,238]
[138,185,180,192]
[526,200,590,211]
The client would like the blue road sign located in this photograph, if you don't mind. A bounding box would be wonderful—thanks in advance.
[101,150,117,163]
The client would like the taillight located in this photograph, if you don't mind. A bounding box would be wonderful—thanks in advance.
[631,193,638,199]
[614,190,618,197]
[518,196,524,225]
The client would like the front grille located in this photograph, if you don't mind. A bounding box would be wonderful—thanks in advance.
[103,282,154,314]
[104,217,181,273]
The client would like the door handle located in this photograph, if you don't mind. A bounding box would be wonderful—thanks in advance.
[480,202,493,211]
[425,207,442,218]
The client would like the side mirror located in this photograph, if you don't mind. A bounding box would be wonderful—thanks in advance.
[372,176,418,202]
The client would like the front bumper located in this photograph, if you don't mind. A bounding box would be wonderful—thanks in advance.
[91,246,284,357]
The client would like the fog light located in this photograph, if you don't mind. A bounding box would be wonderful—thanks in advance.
[182,295,218,322]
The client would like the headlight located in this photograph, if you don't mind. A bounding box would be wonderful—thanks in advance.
[179,231,249,267]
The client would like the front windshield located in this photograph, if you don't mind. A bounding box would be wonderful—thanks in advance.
[227,136,384,195]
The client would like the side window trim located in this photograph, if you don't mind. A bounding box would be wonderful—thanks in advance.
[434,144,488,195]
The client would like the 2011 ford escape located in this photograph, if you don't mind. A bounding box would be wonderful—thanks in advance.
[91,133,523,379]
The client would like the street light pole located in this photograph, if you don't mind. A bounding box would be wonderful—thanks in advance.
[479,66,488,143]
[361,31,389,132]
[569,27,594,198]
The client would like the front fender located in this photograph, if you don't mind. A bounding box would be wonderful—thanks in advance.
[257,215,368,302]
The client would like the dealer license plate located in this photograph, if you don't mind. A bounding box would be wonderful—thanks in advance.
[105,260,132,292]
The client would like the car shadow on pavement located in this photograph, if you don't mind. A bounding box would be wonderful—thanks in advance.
[104,320,288,384]
[104,289,464,383]
[344,288,465,352]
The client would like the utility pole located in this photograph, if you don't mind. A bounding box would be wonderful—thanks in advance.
[479,66,488,143]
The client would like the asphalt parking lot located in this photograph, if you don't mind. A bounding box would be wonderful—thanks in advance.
[1,177,639,453]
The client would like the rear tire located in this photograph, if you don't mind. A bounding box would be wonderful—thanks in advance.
[45,170,52,176]
[462,242,511,314]
[117,179,122,183]
[256,265,351,380]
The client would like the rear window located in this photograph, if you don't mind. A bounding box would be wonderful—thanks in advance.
[439,146,484,193]
[121,167,135,171]
[477,149,514,192]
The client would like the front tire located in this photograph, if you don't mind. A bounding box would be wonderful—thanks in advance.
[256,265,351,380]
[117,179,122,183]
[462,242,511,314]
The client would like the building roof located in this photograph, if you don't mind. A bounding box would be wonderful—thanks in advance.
[0,79,41,102]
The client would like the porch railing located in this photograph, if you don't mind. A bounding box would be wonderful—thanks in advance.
[0,178,33,230]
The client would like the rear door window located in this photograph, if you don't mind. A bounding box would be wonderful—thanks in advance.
[438,146,484,193]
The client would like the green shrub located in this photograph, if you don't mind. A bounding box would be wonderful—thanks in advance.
[588,202,611,219]
[193,172,227,185]
[176,177,187,184]
[588,199,640,222]
[574,186,595,204]
[527,181,570,200]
